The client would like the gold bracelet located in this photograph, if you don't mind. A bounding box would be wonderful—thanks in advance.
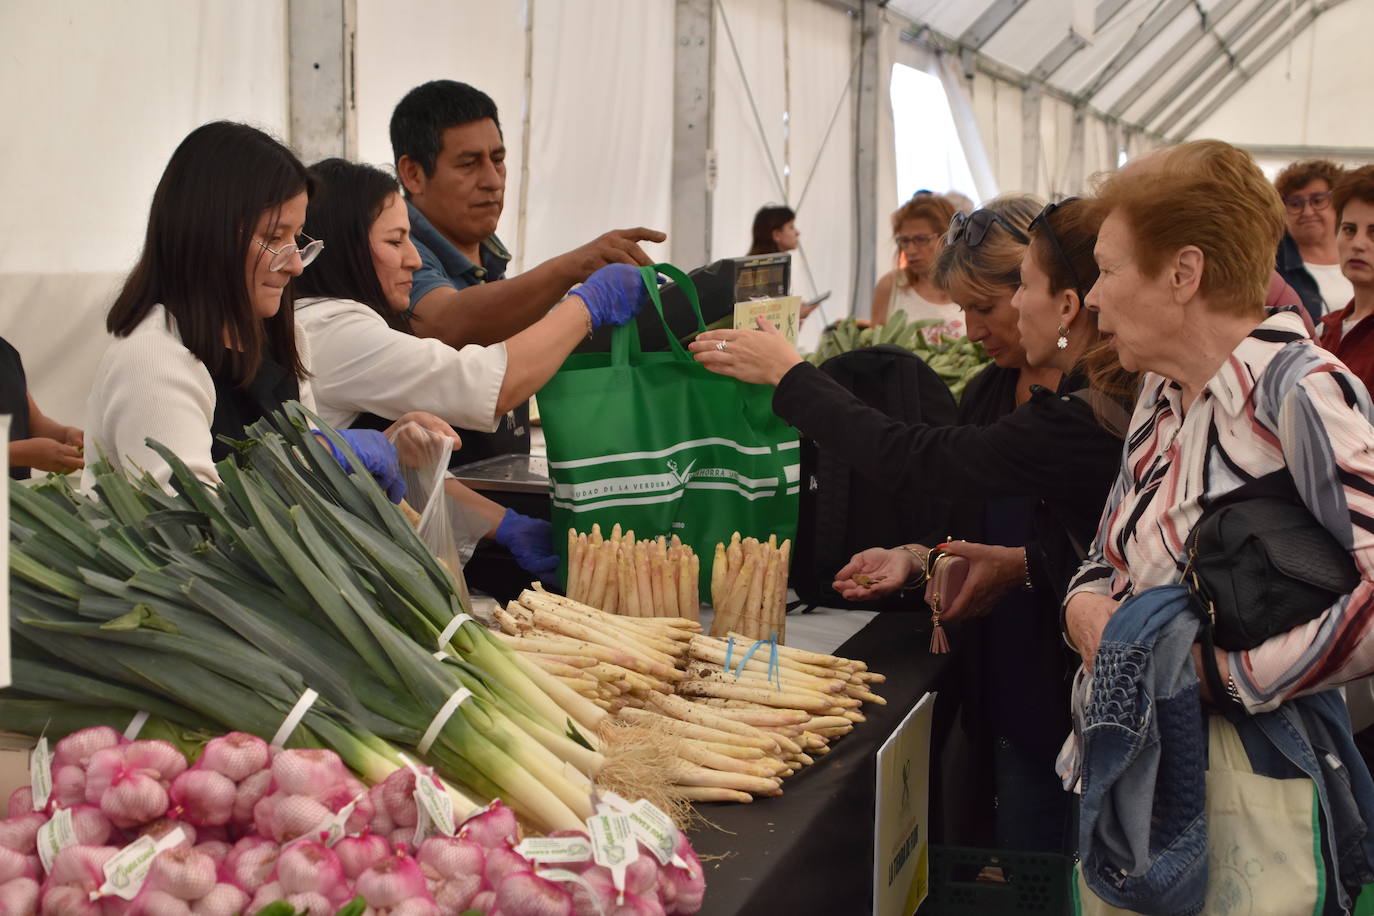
[898,545,929,590]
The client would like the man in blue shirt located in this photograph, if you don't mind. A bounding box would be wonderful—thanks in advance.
[391,79,665,349]
[389,80,664,465]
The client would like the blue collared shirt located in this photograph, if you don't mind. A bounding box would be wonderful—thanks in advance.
[406,201,512,310]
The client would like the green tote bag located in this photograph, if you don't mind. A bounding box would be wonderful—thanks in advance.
[539,264,800,597]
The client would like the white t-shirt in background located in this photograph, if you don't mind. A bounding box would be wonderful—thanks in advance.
[1305,261,1354,314]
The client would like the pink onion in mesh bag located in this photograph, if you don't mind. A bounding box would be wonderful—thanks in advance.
[417,836,485,883]
[356,854,434,910]
[7,788,32,820]
[335,833,392,880]
[145,848,217,901]
[483,844,532,889]
[269,750,347,799]
[0,875,39,915]
[189,883,247,916]
[123,742,188,786]
[53,728,122,771]
[224,837,280,892]
[198,734,269,784]
[273,842,350,906]
[494,871,574,916]
[231,771,272,829]
[0,813,47,854]
[169,771,236,828]
[457,801,517,850]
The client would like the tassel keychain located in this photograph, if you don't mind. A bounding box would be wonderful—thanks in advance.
[929,595,950,654]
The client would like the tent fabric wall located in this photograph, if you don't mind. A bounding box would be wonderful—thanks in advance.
[0,1,288,426]
[1186,0,1371,147]
[710,0,858,344]
[0,0,1359,433]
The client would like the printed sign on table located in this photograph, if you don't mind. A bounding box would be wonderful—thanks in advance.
[874,691,935,916]
[733,296,801,347]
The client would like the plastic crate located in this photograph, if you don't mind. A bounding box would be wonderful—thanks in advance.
[917,845,1073,915]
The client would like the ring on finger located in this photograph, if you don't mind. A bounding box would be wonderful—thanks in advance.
[716,340,728,352]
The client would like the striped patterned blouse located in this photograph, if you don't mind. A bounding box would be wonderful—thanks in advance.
[1066,309,1374,713]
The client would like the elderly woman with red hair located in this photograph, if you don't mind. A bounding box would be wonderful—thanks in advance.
[1065,140,1374,913]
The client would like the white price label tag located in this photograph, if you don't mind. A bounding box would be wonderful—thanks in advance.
[627,799,682,867]
[517,836,594,865]
[37,807,78,873]
[95,827,185,900]
[587,813,638,904]
[30,738,52,812]
[322,793,363,848]
[414,773,456,838]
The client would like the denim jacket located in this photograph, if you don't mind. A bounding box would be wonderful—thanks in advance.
[1077,585,1209,915]
[1075,584,1374,914]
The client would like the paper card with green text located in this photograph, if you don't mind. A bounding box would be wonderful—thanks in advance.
[874,691,934,916]
[733,296,801,347]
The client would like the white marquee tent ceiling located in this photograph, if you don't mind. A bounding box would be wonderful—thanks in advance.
[883,0,1361,145]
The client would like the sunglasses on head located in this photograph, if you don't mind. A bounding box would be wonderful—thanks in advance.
[946,208,1031,248]
[1029,197,1088,302]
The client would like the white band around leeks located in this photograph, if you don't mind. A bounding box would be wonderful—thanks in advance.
[270,688,320,749]
[123,711,150,741]
[418,686,473,755]
[437,613,474,649]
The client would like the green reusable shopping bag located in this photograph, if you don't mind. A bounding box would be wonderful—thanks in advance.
[539,263,800,597]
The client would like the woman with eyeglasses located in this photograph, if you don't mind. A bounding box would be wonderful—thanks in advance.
[86,122,409,497]
[870,193,963,342]
[1275,159,1352,321]
[691,194,1137,852]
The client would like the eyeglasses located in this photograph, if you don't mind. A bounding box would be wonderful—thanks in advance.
[1284,191,1331,214]
[895,233,940,248]
[1029,197,1088,302]
[946,208,1030,248]
[256,232,324,271]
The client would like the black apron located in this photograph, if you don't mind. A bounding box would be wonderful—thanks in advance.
[0,338,33,480]
[208,355,300,461]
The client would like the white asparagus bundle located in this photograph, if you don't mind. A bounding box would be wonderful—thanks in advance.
[566,524,701,620]
[707,532,791,642]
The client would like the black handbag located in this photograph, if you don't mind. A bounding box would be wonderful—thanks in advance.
[1183,468,1359,706]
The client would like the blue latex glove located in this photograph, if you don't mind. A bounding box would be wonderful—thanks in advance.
[572,263,650,330]
[494,509,559,587]
[319,429,406,503]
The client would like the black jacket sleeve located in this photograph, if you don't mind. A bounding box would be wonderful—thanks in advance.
[771,360,1122,508]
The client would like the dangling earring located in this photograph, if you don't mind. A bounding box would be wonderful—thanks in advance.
[1056,324,1069,350]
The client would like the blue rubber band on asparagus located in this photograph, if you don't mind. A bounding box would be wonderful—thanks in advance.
[725,635,735,672]
[769,635,781,691]
[731,638,773,684]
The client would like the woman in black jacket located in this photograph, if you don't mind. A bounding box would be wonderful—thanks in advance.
[691,195,1136,853]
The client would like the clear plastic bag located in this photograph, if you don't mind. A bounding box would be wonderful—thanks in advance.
[386,422,491,617]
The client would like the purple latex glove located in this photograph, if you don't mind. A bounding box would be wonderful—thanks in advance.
[319,429,406,503]
[571,263,650,330]
[494,509,559,587]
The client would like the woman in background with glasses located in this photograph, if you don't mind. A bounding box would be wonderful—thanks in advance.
[871,193,963,342]
[691,194,1136,852]
[1274,158,1352,320]
[85,122,408,497]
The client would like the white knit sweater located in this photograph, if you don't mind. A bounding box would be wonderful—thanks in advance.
[82,304,316,491]
[293,296,505,433]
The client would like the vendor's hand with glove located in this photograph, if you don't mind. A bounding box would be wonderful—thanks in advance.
[318,429,406,503]
[494,509,560,588]
[690,316,804,387]
[833,546,928,601]
[571,263,653,330]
